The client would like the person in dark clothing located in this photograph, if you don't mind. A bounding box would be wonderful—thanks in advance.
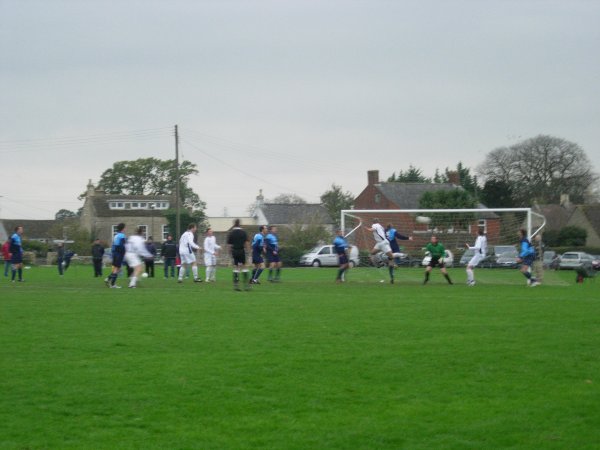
[91,238,104,277]
[161,234,177,278]
[57,243,65,276]
[144,236,157,277]
[227,219,250,291]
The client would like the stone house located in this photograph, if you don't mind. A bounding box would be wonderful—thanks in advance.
[79,180,173,247]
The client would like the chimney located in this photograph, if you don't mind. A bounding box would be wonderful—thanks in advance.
[367,170,379,186]
[560,194,570,208]
[256,189,264,207]
[447,171,460,186]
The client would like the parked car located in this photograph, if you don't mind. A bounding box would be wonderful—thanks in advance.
[558,252,594,270]
[299,244,360,267]
[495,249,519,268]
[422,250,454,267]
[542,250,559,269]
[592,255,600,271]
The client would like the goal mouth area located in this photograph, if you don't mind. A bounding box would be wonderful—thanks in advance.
[341,208,546,257]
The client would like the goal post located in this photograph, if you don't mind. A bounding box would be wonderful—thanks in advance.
[341,208,546,255]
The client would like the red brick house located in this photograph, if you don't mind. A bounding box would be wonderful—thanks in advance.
[351,170,500,252]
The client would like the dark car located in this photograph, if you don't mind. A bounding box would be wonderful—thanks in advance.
[592,255,600,271]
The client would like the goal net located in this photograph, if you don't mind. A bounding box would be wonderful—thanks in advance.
[341,208,546,260]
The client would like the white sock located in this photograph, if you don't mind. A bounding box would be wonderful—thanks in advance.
[466,268,474,283]
[192,266,199,280]
[129,276,137,287]
[179,266,185,280]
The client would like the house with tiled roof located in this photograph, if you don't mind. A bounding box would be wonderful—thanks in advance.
[247,190,335,234]
[0,219,56,243]
[533,197,600,247]
[352,170,500,252]
[79,180,173,246]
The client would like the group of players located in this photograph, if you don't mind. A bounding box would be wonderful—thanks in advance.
[332,218,540,287]
[4,218,540,289]
[105,220,283,290]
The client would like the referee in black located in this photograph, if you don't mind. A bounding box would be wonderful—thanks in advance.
[227,219,250,291]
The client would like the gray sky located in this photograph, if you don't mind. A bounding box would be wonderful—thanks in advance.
[1,0,599,220]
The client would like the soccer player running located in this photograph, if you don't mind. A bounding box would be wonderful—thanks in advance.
[106,223,126,288]
[386,223,413,265]
[333,229,350,283]
[423,235,453,285]
[203,228,221,282]
[178,223,203,283]
[9,226,24,282]
[365,218,395,284]
[265,225,282,282]
[125,226,153,288]
[517,228,540,287]
[250,225,268,284]
[227,219,250,291]
[465,228,487,286]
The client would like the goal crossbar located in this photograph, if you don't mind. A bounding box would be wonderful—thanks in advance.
[341,208,546,240]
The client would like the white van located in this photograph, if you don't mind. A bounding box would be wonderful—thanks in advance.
[299,245,360,267]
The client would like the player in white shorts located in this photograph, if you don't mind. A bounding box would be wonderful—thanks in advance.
[125,226,153,288]
[465,228,487,286]
[203,228,221,282]
[178,223,203,283]
[365,218,396,284]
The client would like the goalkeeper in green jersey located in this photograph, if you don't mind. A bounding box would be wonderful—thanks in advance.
[423,236,453,285]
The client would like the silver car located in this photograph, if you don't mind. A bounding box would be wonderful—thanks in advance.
[558,252,594,270]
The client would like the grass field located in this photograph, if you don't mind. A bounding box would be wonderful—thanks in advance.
[1,265,599,449]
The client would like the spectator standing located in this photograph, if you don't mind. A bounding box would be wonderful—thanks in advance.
[91,238,104,277]
[161,235,177,279]
[145,236,157,277]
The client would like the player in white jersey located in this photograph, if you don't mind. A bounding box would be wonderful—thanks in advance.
[365,218,395,284]
[203,228,221,282]
[465,228,487,286]
[178,223,203,283]
[125,226,153,288]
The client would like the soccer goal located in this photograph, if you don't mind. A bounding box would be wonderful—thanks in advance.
[341,208,546,256]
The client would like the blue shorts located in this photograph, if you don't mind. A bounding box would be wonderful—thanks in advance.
[252,252,264,265]
[112,253,125,268]
[338,254,348,265]
[267,252,280,264]
[521,255,534,267]
[11,253,23,264]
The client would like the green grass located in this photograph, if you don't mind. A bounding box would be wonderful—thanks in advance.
[1,265,599,449]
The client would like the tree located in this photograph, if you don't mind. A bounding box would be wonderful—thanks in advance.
[320,184,354,227]
[89,158,204,210]
[55,209,77,220]
[48,219,92,255]
[163,209,209,238]
[557,226,587,247]
[388,165,431,182]
[477,135,598,205]
[269,193,307,204]
[480,179,516,208]
[419,189,478,232]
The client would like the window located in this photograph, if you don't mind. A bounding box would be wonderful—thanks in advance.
[478,219,487,233]
[111,225,120,236]
[138,225,148,239]
[140,203,147,208]
[374,193,381,204]
[162,225,169,241]
[131,202,139,208]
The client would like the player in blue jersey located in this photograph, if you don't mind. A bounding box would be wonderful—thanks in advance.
[250,225,268,284]
[265,225,282,282]
[9,226,24,282]
[517,229,539,287]
[106,223,127,288]
[333,229,350,283]
[386,223,412,265]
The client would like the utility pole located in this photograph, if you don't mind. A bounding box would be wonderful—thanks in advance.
[175,124,181,240]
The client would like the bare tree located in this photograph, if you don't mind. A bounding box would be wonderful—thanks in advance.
[477,135,598,205]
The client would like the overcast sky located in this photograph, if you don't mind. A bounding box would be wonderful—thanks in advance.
[1,0,599,220]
